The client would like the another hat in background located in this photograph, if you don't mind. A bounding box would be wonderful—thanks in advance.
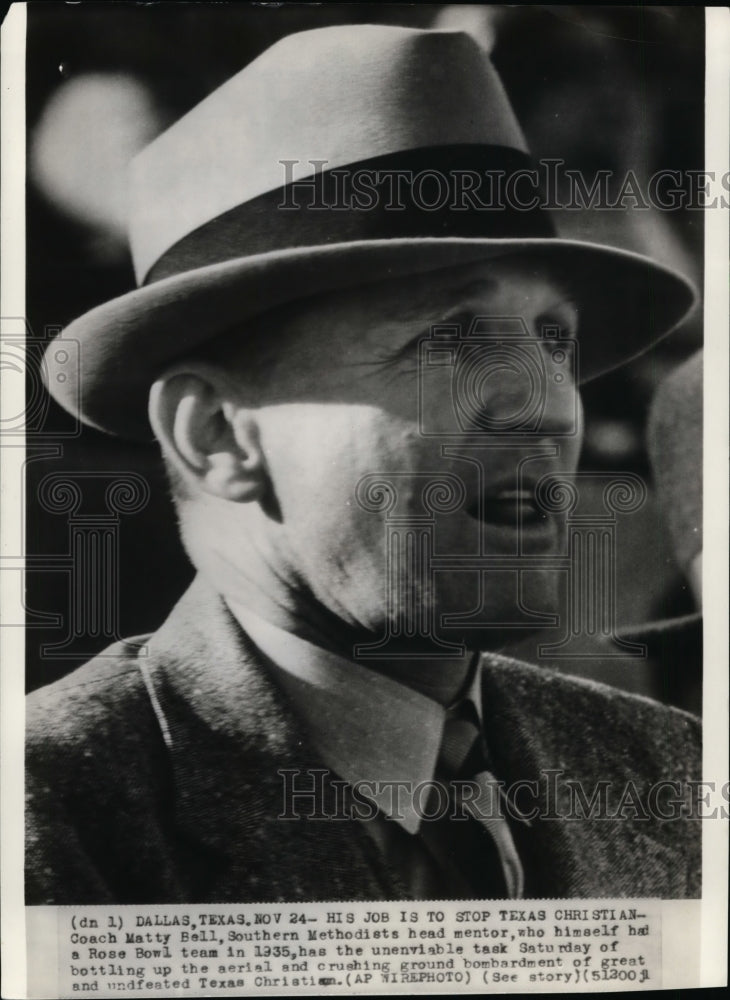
[647,349,703,604]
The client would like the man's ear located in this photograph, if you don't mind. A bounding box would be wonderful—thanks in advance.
[148,363,268,503]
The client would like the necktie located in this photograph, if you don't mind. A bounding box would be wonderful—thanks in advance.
[418,702,525,898]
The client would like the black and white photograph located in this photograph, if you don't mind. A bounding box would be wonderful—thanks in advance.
[1,2,728,995]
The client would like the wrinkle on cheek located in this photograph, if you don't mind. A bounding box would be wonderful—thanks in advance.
[255,403,430,615]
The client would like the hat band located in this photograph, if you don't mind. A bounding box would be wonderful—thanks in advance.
[144,145,556,285]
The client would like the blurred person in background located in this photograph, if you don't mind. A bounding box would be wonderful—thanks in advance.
[615,350,703,713]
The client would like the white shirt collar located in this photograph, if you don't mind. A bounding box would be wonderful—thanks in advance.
[228,602,481,835]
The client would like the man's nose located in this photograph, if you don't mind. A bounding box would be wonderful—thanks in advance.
[457,336,578,438]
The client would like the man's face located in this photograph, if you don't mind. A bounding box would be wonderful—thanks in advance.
[228,257,583,654]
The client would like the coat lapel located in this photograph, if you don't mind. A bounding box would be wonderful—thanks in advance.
[140,576,406,901]
[478,651,698,897]
[133,577,698,900]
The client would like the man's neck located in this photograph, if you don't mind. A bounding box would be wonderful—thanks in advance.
[182,525,478,707]
[361,651,478,708]
[224,593,476,708]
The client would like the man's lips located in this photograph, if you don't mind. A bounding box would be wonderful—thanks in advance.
[466,487,550,526]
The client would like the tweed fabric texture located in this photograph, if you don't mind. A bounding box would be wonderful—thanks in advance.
[26,576,701,903]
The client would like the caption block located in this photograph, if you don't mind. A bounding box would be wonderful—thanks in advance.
[38,900,662,996]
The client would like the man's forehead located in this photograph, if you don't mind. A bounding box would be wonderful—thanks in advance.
[215,258,580,382]
[283,257,577,345]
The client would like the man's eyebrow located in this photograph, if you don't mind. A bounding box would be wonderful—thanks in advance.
[379,306,479,364]
[372,281,579,357]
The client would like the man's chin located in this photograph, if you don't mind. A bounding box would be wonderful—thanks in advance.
[431,574,563,651]
[355,573,562,658]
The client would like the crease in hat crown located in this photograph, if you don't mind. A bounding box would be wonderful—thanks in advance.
[129,24,527,285]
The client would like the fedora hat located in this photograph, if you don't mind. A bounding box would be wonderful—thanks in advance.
[44,24,697,439]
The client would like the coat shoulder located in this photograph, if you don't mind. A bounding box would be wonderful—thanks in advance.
[25,637,177,904]
[26,636,167,823]
[27,636,155,757]
[480,652,700,779]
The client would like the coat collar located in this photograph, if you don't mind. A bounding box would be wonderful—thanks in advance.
[137,575,697,899]
[139,575,404,900]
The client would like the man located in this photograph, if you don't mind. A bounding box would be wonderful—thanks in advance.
[27,24,701,903]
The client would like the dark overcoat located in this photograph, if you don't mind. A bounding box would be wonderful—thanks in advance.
[26,577,701,903]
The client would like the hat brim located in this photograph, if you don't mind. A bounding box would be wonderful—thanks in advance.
[46,237,697,439]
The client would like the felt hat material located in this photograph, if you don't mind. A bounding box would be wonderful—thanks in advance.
[44,24,697,439]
